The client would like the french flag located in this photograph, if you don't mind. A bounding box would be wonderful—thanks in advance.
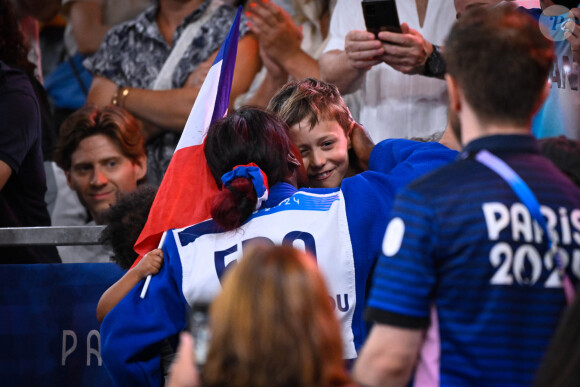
[132,7,242,263]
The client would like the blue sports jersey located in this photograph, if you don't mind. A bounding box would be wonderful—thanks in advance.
[100,139,457,386]
[367,135,580,386]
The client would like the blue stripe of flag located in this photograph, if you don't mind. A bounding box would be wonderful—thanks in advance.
[211,6,241,123]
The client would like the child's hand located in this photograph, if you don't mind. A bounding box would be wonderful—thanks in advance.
[134,249,164,279]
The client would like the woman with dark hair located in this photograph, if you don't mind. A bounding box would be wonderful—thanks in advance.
[100,106,455,385]
[204,107,307,230]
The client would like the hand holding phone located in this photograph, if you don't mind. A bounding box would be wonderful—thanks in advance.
[166,332,201,387]
[362,0,402,36]
[188,302,211,373]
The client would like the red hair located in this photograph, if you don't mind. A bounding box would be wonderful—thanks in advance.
[211,178,257,230]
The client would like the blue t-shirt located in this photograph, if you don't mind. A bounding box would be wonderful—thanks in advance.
[367,135,580,386]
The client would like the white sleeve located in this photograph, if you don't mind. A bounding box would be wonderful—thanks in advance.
[324,0,366,53]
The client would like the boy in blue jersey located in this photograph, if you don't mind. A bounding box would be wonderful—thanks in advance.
[354,5,580,387]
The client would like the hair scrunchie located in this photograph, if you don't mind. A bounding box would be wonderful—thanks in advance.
[220,163,269,211]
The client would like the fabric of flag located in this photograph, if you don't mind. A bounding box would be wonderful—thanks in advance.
[132,7,242,264]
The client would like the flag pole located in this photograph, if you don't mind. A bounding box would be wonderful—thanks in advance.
[140,230,167,299]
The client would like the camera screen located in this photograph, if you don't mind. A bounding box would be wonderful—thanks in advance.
[188,302,211,370]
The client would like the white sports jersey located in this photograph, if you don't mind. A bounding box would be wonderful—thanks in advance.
[171,190,358,358]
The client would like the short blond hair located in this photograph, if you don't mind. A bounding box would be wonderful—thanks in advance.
[268,78,353,135]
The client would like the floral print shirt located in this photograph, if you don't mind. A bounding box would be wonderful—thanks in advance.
[84,0,250,186]
[85,0,249,89]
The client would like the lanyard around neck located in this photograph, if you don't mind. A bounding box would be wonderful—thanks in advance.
[475,150,575,305]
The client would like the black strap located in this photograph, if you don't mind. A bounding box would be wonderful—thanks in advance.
[68,56,89,96]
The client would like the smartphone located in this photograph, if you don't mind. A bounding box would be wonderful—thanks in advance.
[188,302,211,372]
[361,0,402,36]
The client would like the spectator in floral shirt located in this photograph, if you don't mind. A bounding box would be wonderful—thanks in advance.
[85,0,260,186]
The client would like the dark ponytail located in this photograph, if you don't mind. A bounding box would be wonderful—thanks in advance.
[205,107,294,230]
[211,178,257,231]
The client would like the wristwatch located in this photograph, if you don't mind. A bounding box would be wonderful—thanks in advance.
[424,44,446,77]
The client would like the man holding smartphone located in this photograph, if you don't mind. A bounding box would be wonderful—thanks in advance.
[320,0,455,143]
